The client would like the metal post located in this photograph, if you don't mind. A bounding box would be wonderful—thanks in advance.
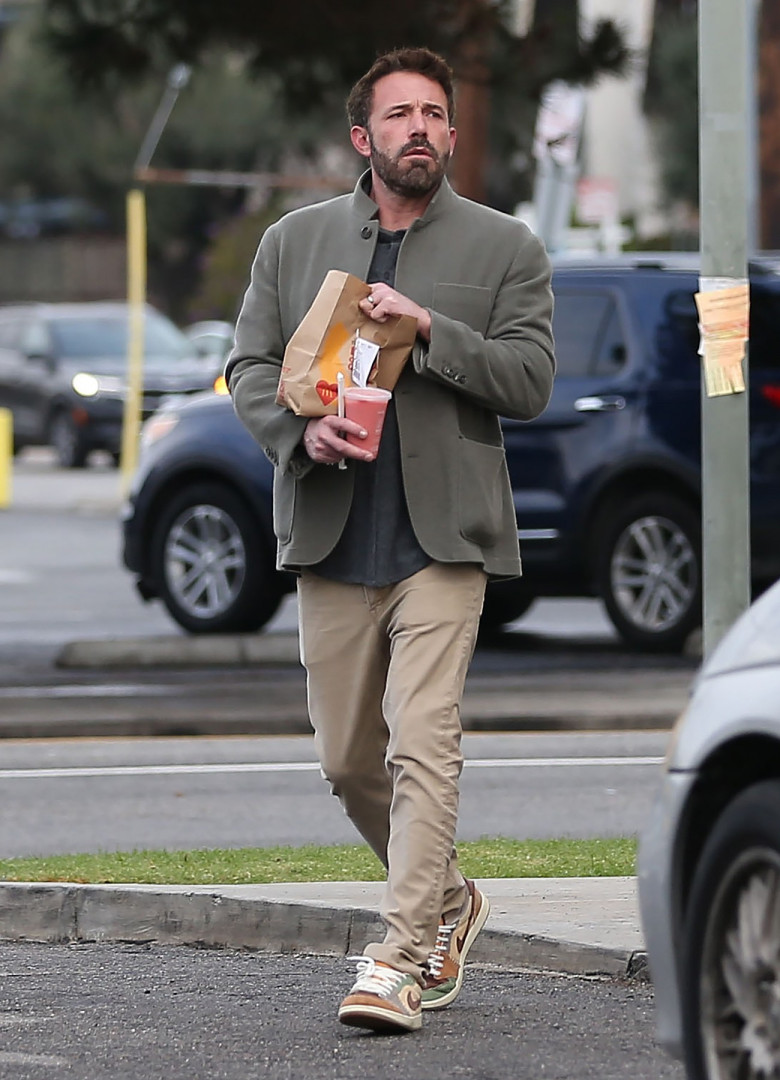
[0,408,12,509]
[698,0,752,656]
[120,189,147,495]
[120,64,191,495]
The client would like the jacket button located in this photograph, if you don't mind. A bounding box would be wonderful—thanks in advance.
[360,226,372,239]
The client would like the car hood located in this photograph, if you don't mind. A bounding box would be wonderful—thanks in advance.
[699,578,780,678]
[59,354,218,389]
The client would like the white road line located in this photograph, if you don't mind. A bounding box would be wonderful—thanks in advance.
[0,685,174,699]
[0,570,34,585]
[0,1051,68,1067]
[0,757,663,780]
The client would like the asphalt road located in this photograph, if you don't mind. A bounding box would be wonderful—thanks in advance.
[0,731,670,858]
[0,942,684,1080]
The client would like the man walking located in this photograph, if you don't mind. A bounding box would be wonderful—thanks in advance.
[227,46,555,1033]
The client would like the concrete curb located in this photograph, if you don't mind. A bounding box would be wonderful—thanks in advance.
[0,881,647,983]
[55,634,302,669]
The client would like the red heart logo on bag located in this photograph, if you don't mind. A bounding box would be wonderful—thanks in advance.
[316,380,338,405]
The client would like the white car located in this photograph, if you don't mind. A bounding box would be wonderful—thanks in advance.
[183,320,234,364]
[639,578,780,1079]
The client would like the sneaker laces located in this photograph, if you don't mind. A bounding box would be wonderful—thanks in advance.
[426,920,458,977]
[346,956,407,998]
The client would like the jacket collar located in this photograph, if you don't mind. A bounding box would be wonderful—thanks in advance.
[351,169,457,229]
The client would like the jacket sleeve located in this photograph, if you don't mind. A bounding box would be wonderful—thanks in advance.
[413,230,555,422]
[225,225,312,478]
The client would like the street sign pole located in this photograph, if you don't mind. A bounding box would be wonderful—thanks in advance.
[698,0,752,656]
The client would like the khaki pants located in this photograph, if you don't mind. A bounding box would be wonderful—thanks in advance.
[297,562,487,981]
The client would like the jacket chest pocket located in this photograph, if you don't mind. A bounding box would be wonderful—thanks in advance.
[433,284,492,335]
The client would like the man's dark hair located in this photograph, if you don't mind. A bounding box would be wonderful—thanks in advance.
[347,47,455,130]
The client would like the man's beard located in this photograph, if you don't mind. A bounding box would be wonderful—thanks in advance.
[369,135,449,197]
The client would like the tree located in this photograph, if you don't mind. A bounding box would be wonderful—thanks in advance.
[42,0,629,204]
[759,1,780,249]
[0,13,348,315]
[644,9,699,214]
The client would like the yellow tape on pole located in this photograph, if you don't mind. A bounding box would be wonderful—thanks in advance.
[0,407,12,508]
[121,188,147,496]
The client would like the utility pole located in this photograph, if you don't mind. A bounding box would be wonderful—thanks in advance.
[697,0,752,655]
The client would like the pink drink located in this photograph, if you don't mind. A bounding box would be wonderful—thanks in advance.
[343,387,392,457]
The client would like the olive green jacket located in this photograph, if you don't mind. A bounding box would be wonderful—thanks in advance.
[226,174,555,580]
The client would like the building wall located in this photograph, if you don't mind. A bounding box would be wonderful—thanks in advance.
[0,237,126,304]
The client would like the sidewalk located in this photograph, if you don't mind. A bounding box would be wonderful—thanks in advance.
[0,876,647,981]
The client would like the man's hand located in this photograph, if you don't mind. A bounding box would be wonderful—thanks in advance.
[303,415,376,464]
[359,284,430,341]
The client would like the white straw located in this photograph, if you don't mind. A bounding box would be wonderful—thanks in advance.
[337,371,347,469]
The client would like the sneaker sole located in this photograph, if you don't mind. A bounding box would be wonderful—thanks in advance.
[421,890,491,1011]
[338,1003,422,1032]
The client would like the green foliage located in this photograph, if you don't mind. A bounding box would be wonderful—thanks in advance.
[0,837,637,885]
[186,201,287,323]
[6,2,631,312]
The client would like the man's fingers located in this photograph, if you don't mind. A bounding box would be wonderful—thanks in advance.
[306,415,374,463]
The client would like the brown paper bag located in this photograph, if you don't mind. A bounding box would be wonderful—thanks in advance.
[277,270,417,416]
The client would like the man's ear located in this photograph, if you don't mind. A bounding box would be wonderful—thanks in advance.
[350,125,371,159]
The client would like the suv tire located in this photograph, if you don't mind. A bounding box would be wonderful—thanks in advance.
[594,491,701,652]
[480,581,535,632]
[50,410,89,469]
[150,482,283,634]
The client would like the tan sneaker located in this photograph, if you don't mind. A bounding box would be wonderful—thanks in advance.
[421,879,490,1010]
[338,956,422,1033]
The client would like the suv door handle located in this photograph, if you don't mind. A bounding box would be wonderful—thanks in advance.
[574,395,626,412]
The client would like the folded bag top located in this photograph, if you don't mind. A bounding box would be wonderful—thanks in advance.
[277,270,417,417]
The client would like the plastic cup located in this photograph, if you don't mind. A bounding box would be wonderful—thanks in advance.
[343,386,392,457]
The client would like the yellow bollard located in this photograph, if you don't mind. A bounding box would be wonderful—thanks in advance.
[0,408,11,509]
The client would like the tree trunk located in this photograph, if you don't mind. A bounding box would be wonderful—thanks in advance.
[759,1,780,248]
[449,0,492,204]
[450,70,490,203]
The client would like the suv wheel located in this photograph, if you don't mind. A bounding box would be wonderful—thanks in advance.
[50,411,88,469]
[595,492,701,651]
[150,482,283,634]
[480,582,535,632]
[682,781,780,1080]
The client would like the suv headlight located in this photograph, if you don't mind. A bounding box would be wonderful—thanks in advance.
[71,373,125,397]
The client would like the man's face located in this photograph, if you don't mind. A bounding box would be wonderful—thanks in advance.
[352,71,456,198]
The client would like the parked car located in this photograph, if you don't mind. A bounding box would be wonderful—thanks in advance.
[0,301,219,467]
[638,577,780,1079]
[183,320,234,364]
[121,254,780,649]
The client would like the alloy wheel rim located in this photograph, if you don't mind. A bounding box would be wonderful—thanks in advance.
[164,504,246,619]
[52,415,76,462]
[700,850,780,1079]
[610,514,696,632]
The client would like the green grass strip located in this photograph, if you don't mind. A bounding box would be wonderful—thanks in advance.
[0,837,636,885]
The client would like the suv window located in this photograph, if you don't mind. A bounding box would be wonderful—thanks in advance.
[47,311,191,361]
[0,317,22,349]
[552,292,627,377]
[749,284,780,371]
[20,320,51,357]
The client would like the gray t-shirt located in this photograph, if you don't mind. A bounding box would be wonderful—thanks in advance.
[312,227,430,587]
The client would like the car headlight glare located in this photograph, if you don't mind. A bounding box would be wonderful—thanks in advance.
[71,372,100,397]
[71,373,125,397]
[140,411,180,450]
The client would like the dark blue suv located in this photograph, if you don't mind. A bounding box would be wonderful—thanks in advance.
[122,255,780,652]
